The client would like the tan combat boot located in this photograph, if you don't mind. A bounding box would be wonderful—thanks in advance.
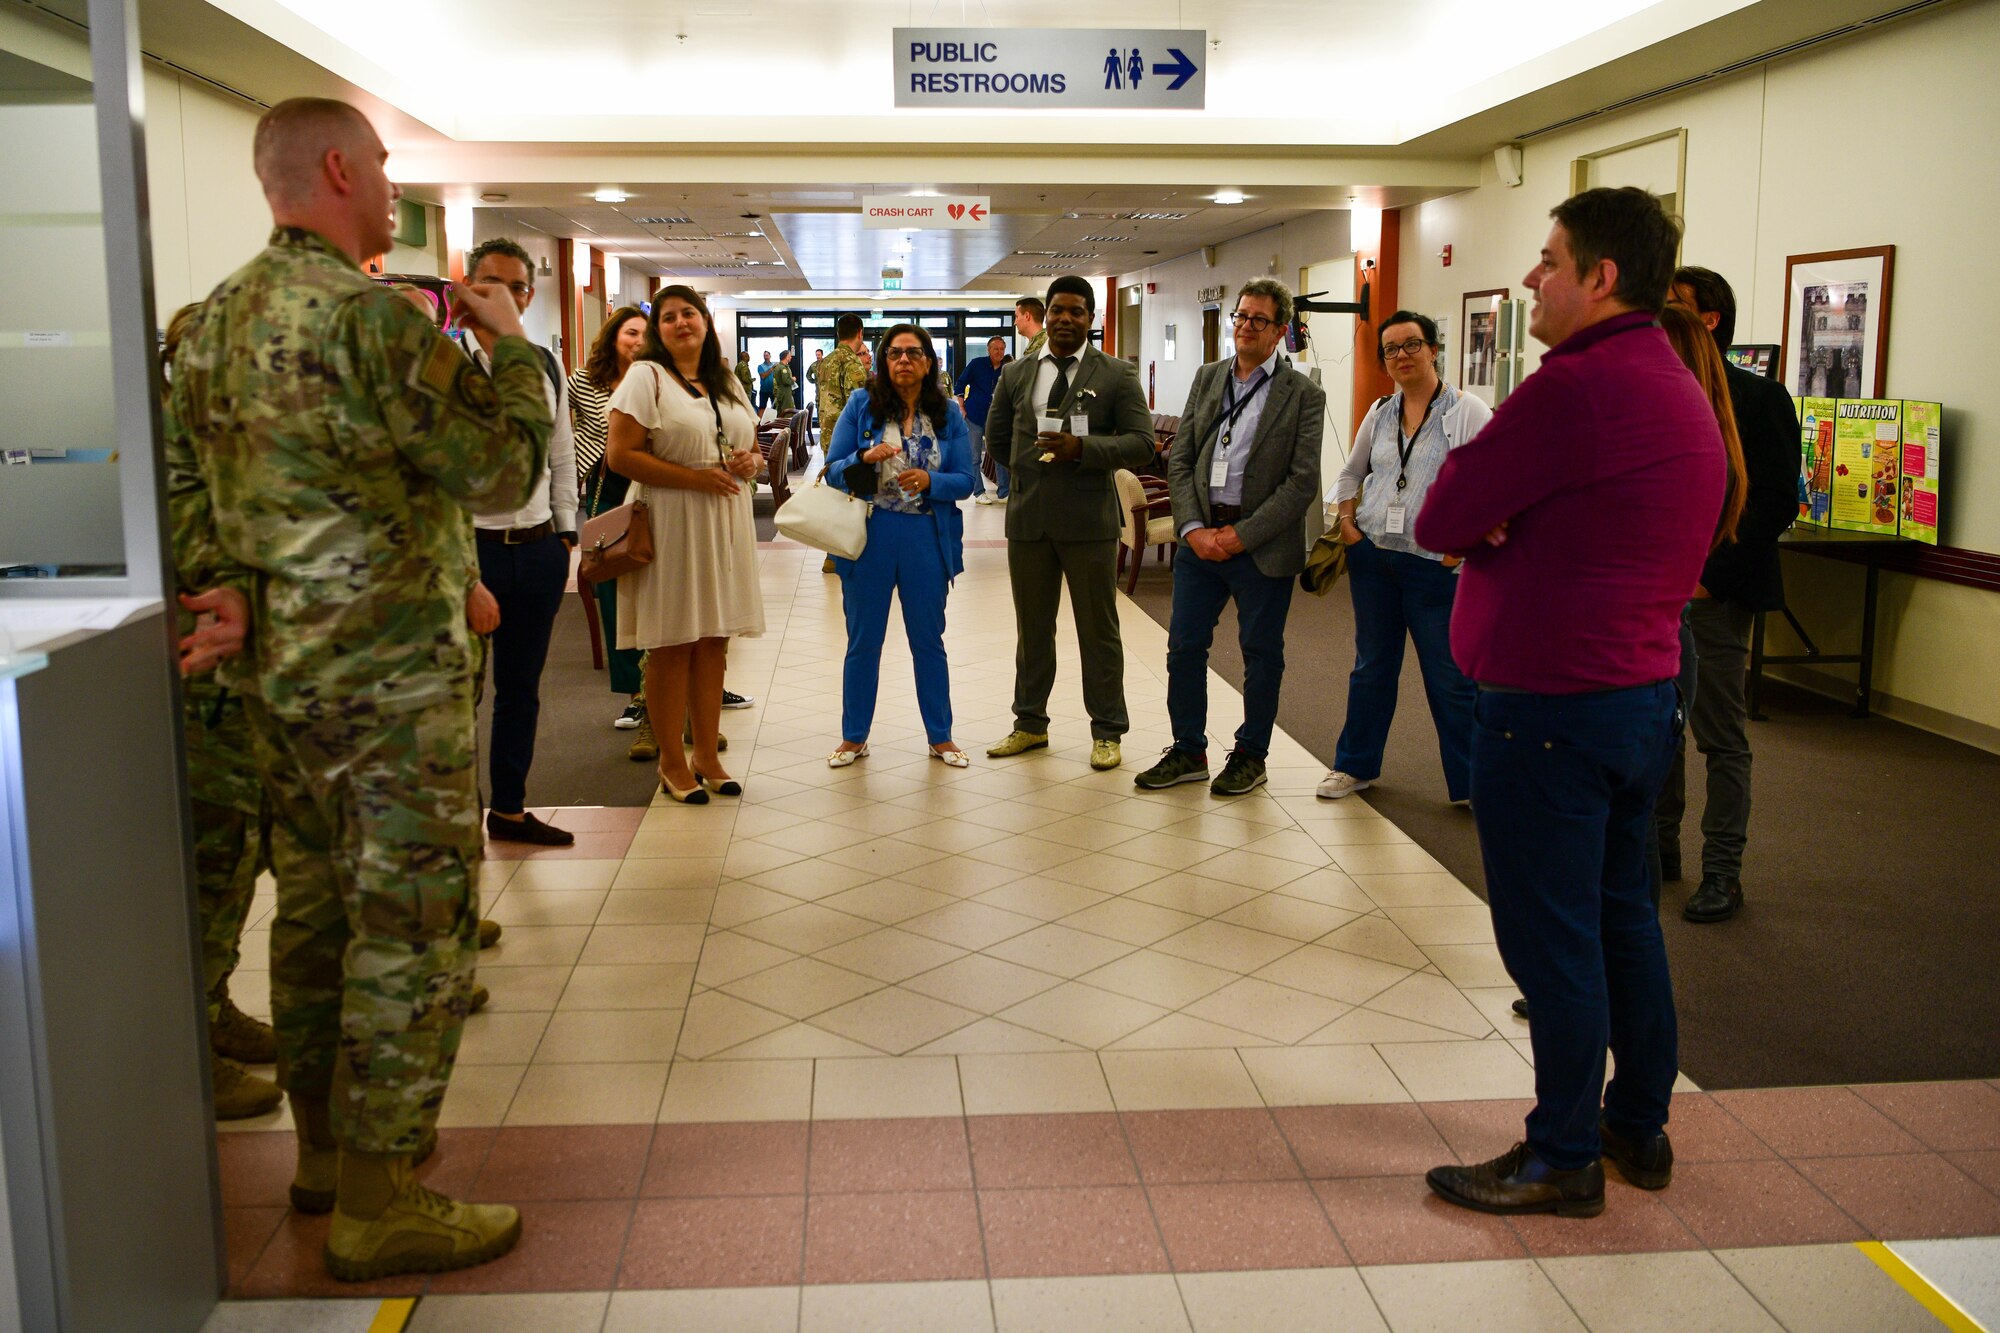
[626,712,659,763]
[211,992,276,1064]
[213,1057,282,1120]
[289,1093,339,1213]
[325,1150,521,1281]
[477,918,503,949]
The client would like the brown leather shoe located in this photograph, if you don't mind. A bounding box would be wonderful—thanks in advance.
[1426,1142,1605,1217]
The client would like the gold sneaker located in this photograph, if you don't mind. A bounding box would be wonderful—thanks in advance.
[211,993,276,1064]
[986,730,1049,758]
[476,918,502,949]
[212,1057,282,1120]
[325,1153,520,1281]
[1090,739,1122,771]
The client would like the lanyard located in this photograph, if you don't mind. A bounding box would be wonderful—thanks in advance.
[1395,384,1444,492]
[1217,369,1271,451]
[667,364,730,465]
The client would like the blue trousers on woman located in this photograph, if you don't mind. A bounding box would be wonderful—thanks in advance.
[1333,536,1477,801]
[841,509,952,745]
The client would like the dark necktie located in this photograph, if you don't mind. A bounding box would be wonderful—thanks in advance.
[1046,356,1077,412]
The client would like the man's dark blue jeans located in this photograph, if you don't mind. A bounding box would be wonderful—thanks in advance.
[1470,680,1680,1170]
[1165,548,1294,760]
[477,532,570,816]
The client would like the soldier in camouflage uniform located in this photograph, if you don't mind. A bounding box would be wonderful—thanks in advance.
[815,315,873,571]
[733,355,756,403]
[1016,295,1049,359]
[772,349,797,413]
[165,98,550,1282]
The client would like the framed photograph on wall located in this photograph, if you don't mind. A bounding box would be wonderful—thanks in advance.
[1459,288,1507,404]
[1781,246,1894,400]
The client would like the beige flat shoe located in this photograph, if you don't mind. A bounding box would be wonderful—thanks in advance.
[930,744,970,769]
[827,743,869,768]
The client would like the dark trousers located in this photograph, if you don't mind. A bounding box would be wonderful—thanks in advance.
[1656,598,1754,878]
[1333,537,1476,802]
[585,464,645,697]
[1471,681,1681,1170]
[477,532,570,814]
[1008,537,1127,740]
[1166,549,1294,760]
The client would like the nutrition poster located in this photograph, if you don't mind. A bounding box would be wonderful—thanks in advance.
[1798,396,1835,524]
[1899,400,1943,545]
[1830,399,1903,534]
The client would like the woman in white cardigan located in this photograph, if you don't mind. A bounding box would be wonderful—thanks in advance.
[1319,310,1492,806]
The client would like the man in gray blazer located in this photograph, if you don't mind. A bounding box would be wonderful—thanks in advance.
[1136,278,1323,795]
[985,276,1158,771]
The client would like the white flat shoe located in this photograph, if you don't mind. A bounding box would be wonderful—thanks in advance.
[930,745,970,769]
[827,744,869,768]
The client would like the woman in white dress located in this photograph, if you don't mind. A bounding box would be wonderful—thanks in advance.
[606,286,765,803]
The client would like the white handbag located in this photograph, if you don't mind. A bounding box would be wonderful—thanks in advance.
[774,477,869,559]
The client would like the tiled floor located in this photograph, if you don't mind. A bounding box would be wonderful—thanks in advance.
[206,524,1996,1329]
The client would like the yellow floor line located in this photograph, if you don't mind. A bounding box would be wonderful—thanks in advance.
[366,1297,417,1333]
[1856,1241,1987,1332]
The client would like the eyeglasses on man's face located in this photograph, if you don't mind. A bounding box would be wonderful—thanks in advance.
[884,345,929,362]
[1231,312,1280,332]
[1381,338,1433,359]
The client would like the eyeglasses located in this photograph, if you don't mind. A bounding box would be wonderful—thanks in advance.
[883,346,928,362]
[1381,338,1433,359]
[475,280,533,298]
[1230,313,1279,332]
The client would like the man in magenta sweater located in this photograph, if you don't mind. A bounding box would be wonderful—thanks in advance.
[1414,187,1725,1219]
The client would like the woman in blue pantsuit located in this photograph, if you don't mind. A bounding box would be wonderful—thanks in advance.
[824,323,977,768]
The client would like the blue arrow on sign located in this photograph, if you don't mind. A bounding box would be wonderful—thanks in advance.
[1152,47,1198,91]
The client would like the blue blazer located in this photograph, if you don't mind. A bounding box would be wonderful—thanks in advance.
[824,389,976,581]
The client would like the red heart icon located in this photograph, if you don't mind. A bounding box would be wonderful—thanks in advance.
[947,203,966,220]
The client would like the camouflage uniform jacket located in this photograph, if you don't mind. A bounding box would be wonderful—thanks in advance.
[816,344,869,427]
[1022,329,1048,360]
[165,226,552,721]
[772,362,796,413]
[734,360,757,401]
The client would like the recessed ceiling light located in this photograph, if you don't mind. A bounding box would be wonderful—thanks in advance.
[480,192,508,203]
[595,188,628,203]
[1213,189,1246,205]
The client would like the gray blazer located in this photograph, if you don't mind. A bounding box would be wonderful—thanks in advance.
[987,344,1157,543]
[1169,357,1325,578]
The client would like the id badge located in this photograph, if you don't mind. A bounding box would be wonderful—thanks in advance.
[1070,414,1088,437]
[1209,447,1231,490]
[1385,503,1407,535]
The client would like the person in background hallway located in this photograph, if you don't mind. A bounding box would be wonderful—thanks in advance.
[756,349,775,411]
[1318,311,1491,806]
[733,353,756,404]
[1137,279,1323,796]
[454,237,579,847]
[1414,187,1724,1220]
[985,276,1157,771]
[961,334,1012,505]
[166,97,547,1279]
[823,324,977,769]
[816,314,873,573]
[606,286,765,803]
[1659,267,1800,923]
[571,305,660,761]
[772,348,797,414]
[162,301,283,1121]
[1015,295,1048,361]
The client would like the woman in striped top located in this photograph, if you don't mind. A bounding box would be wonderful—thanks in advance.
[573,306,653,755]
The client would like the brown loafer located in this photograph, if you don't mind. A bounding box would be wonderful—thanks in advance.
[1426,1142,1604,1218]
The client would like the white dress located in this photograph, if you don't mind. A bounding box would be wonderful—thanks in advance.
[608,362,766,648]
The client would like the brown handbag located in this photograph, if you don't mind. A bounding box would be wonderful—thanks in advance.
[578,461,654,585]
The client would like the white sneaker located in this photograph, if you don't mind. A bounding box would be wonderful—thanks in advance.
[975,494,996,506]
[1316,771,1373,800]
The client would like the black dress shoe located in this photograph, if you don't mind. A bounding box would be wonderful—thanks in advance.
[1682,874,1743,923]
[485,810,576,846]
[1660,852,1682,883]
[1426,1142,1605,1218]
[1600,1118,1673,1190]
[1511,997,1531,1019]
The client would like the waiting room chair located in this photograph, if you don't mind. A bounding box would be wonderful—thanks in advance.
[1114,468,1177,594]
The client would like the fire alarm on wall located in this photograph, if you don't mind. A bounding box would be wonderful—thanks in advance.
[1441,244,1453,267]
[1146,282,1157,295]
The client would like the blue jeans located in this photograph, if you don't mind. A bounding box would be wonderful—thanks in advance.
[966,416,1008,498]
[1471,681,1681,1170]
[841,509,953,744]
[1333,536,1476,801]
[1165,549,1294,760]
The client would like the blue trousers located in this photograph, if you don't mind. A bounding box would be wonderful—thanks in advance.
[841,509,953,744]
[1333,536,1476,802]
[476,532,570,814]
[1471,681,1681,1170]
[1165,549,1294,760]
[965,417,1008,498]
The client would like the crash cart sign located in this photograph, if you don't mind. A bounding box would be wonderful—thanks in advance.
[862,195,992,230]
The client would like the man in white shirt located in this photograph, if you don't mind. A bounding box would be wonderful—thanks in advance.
[457,238,578,846]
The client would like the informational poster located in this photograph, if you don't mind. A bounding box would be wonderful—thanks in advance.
[1899,400,1943,545]
[1829,399,1903,535]
[1798,396,1835,524]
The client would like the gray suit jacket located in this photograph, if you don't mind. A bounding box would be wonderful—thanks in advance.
[987,344,1157,543]
[1169,357,1325,578]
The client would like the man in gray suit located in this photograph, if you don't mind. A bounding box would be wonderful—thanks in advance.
[985,276,1158,771]
[1136,278,1323,795]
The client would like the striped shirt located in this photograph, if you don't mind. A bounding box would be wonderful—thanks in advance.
[568,368,612,484]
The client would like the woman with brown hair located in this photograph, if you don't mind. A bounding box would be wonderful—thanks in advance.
[605,286,765,802]
[1658,304,1748,550]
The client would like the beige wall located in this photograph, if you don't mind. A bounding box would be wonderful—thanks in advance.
[142,69,272,313]
[1396,0,2000,748]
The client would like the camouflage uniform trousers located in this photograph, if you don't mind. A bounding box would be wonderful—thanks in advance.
[185,685,270,1025]
[244,686,484,1153]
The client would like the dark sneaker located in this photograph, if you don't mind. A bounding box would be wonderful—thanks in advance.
[614,696,645,730]
[721,689,754,710]
[1134,747,1209,789]
[1682,874,1743,923]
[1599,1118,1673,1190]
[1210,750,1268,796]
[1426,1142,1605,1218]
[485,811,575,847]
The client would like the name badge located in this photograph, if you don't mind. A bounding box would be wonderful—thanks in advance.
[1385,503,1407,535]
[1070,414,1088,437]
[1209,447,1231,490]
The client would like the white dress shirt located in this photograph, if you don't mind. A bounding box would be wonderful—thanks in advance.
[1182,344,1282,536]
[1030,343,1090,420]
[454,329,579,534]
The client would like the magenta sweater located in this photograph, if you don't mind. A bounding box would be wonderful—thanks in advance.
[1413,311,1725,694]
